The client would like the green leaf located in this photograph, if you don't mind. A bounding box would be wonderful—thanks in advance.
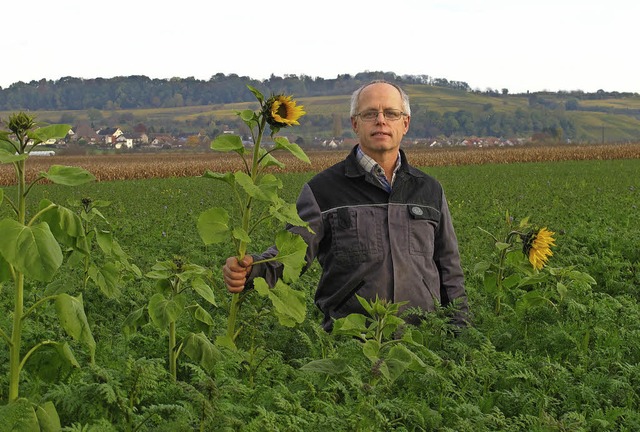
[38,199,89,253]
[300,358,348,375]
[385,344,425,382]
[123,307,147,335]
[274,230,308,283]
[201,170,235,186]
[88,262,120,298]
[40,165,95,186]
[35,401,62,432]
[186,303,214,332]
[28,123,70,143]
[556,281,568,300]
[0,398,40,432]
[495,241,511,251]
[148,293,184,329]
[197,207,230,245]
[517,272,548,288]
[247,85,264,104]
[0,148,28,164]
[182,332,221,373]
[516,290,554,312]
[234,172,282,202]
[192,277,216,306]
[239,109,258,124]
[215,334,236,350]
[0,219,63,282]
[0,131,16,152]
[255,279,306,327]
[273,136,311,164]
[270,202,311,230]
[232,226,251,243]
[25,342,80,382]
[502,273,522,289]
[332,313,369,337]
[211,133,245,154]
[362,340,381,362]
[258,151,285,169]
[482,272,498,294]
[55,293,96,361]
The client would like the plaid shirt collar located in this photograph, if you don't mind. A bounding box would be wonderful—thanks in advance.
[356,145,401,192]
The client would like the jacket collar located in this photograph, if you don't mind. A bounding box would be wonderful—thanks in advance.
[345,145,425,179]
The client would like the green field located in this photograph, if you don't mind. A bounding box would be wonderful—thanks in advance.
[1,158,640,430]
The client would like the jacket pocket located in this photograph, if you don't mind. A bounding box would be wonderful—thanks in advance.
[328,206,382,265]
[407,204,439,257]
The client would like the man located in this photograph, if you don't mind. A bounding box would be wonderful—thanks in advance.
[223,80,468,330]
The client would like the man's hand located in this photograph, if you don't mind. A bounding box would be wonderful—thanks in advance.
[222,255,254,293]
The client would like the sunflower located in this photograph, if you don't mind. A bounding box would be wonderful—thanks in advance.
[263,95,306,128]
[522,227,556,270]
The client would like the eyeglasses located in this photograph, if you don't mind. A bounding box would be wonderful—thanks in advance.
[355,109,407,122]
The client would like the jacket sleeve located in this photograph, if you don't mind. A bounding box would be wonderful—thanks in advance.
[248,183,323,287]
[434,190,470,327]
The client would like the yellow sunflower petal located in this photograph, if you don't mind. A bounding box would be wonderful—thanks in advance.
[266,95,306,127]
[528,227,556,270]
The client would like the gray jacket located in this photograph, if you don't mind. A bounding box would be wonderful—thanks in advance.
[250,146,468,330]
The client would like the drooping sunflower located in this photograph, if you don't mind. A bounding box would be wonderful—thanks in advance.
[522,227,556,270]
[263,95,306,129]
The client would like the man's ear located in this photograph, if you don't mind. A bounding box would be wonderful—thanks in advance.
[351,116,358,132]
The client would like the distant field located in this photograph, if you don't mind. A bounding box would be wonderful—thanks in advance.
[1,143,640,186]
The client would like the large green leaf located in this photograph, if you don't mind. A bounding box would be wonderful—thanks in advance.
[88,262,120,298]
[192,276,216,306]
[186,303,214,333]
[271,202,311,230]
[0,131,16,153]
[38,199,89,253]
[24,341,80,382]
[0,148,28,164]
[0,219,63,282]
[28,123,70,143]
[211,133,245,154]
[182,332,221,373]
[254,278,306,327]
[148,293,185,329]
[362,340,381,362]
[273,136,311,164]
[274,230,308,283]
[55,294,96,361]
[35,401,62,432]
[385,344,426,382]
[332,313,368,337]
[197,207,230,245]
[40,165,95,186]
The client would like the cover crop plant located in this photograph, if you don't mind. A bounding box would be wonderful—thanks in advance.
[197,86,311,347]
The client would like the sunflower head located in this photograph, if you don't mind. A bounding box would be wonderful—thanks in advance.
[522,227,556,270]
[263,94,306,130]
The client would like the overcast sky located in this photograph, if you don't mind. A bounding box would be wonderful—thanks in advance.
[3,0,638,94]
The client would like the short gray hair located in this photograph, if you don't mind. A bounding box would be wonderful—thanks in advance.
[349,80,411,117]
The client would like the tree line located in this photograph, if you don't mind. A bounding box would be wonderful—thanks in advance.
[1,71,636,142]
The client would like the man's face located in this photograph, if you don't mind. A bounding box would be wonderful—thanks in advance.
[351,83,410,158]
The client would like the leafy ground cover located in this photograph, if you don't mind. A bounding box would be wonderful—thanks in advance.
[1,155,640,431]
